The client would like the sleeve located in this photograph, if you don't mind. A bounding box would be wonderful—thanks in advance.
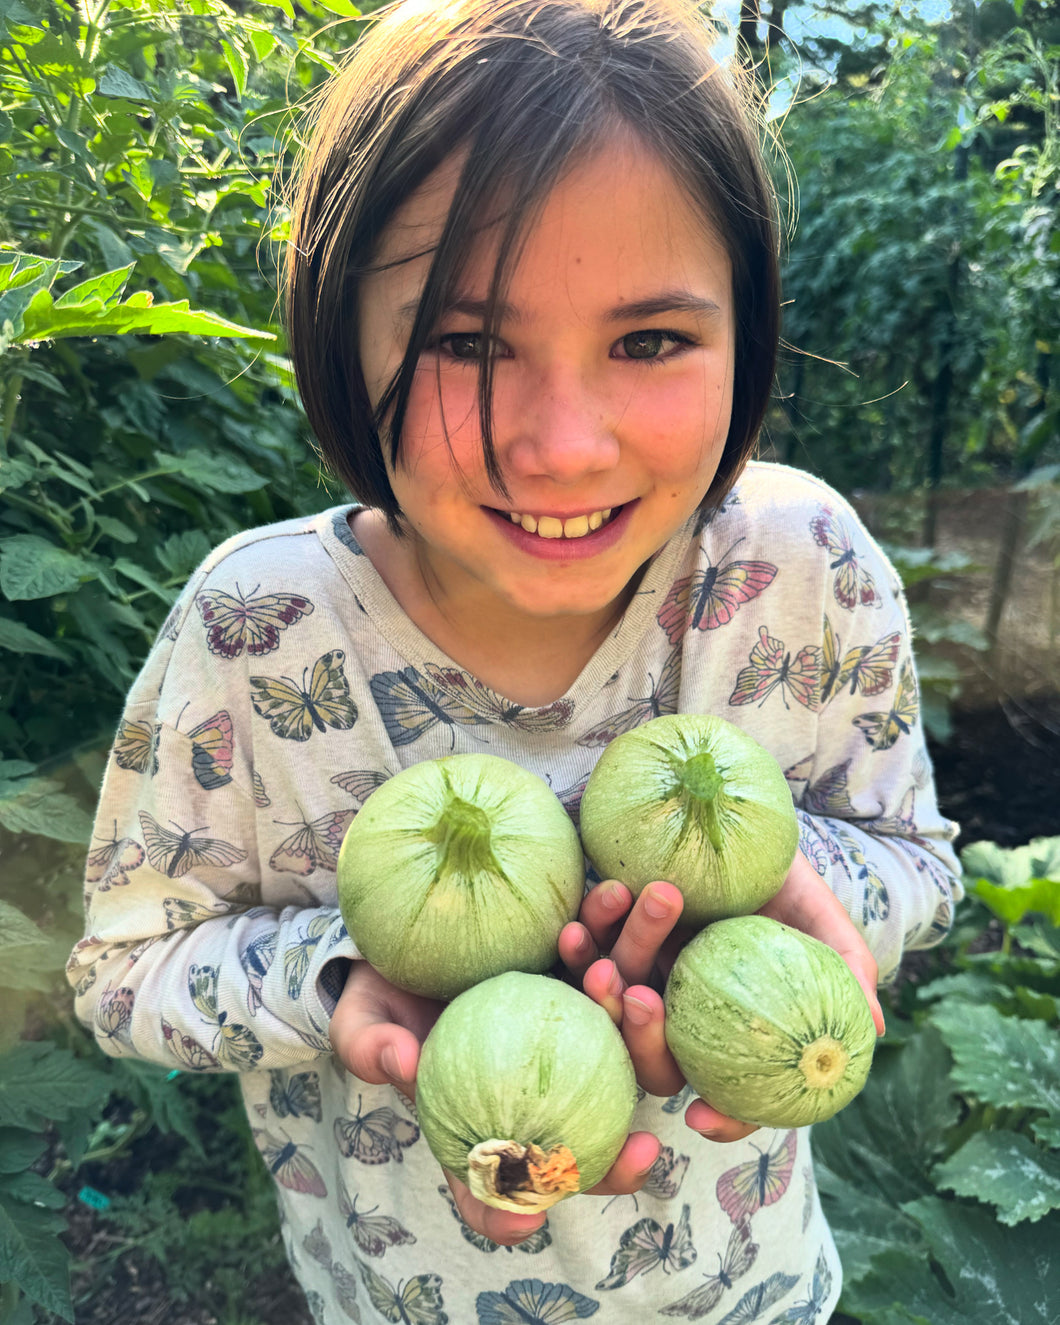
[789,511,963,985]
[67,572,360,1074]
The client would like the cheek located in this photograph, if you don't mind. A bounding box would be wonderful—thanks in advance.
[631,376,733,477]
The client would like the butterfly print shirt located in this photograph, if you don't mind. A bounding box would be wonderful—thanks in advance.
[70,461,961,1325]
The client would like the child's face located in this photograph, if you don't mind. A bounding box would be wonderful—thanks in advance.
[358,133,735,626]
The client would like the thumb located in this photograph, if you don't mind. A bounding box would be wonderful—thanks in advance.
[330,983,422,1095]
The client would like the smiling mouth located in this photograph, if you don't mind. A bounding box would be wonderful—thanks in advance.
[500,507,617,540]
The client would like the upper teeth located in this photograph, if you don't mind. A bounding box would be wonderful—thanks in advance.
[508,509,613,539]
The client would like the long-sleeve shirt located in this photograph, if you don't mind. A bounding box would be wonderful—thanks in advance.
[69,461,961,1325]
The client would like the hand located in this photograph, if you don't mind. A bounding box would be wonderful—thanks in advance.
[559,879,758,1143]
[328,960,662,1245]
[758,849,886,1037]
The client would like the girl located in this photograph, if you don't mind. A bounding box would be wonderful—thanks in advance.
[70,0,961,1320]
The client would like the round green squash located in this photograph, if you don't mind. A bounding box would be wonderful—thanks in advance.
[416,972,637,1212]
[579,714,799,926]
[664,915,877,1128]
[336,753,584,1000]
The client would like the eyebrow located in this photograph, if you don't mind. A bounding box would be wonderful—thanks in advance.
[397,291,723,326]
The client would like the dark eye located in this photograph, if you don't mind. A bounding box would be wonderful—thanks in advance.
[620,331,667,360]
[443,333,486,361]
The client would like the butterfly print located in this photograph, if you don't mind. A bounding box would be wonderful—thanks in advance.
[337,1177,416,1257]
[269,808,354,876]
[644,1145,691,1201]
[357,1260,448,1324]
[269,1069,323,1123]
[331,767,391,803]
[662,1084,697,1114]
[595,1203,696,1290]
[769,1249,832,1324]
[250,650,358,741]
[252,771,271,807]
[729,627,820,711]
[302,1222,361,1323]
[819,617,900,705]
[717,1131,797,1224]
[576,646,682,747]
[853,658,919,751]
[161,1018,219,1071]
[162,896,233,929]
[425,663,574,732]
[800,1167,816,1233]
[284,913,334,1000]
[476,1277,600,1323]
[188,962,264,1069]
[195,584,314,659]
[184,709,234,790]
[717,1272,801,1325]
[333,1095,419,1165]
[85,828,145,893]
[155,600,182,643]
[657,541,777,645]
[800,761,857,818]
[437,1184,552,1254]
[94,984,134,1043]
[138,811,247,878]
[551,772,589,830]
[242,929,277,1014]
[660,1219,758,1319]
[810,508,879,610]
[833,827,890,924]
[797,820,831,877]
[370,664,487,748]
[114,718,161,775]
[252,1127,327,1198]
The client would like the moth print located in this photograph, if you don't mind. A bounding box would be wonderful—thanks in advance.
[660,1219,758,1320]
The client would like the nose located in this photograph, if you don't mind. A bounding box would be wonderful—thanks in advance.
[501,362,620,484]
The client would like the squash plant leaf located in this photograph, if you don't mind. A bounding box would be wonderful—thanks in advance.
[972,876,1060,926]
[930,1002,1060,1147]
[933,1130,1060,1225]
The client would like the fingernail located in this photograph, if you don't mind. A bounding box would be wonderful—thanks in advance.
[381,1046,404,1081]
[643,888,671,920]
[600,883,625,912]
[607,965,624,998]
[623,994,652,1026]
[574,930,591,954]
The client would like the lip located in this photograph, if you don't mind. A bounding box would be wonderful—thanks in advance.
[484,501,636,561]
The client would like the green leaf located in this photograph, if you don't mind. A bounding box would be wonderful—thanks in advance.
[0,457,38,494]
[0,1128,46,1175]
[0,535,96,600]
[934,1130,1060,1225]
[17,291,275,343]
[0,775,94,843]
[0,1042,111,1130]
[930,1002,1060,1147]
[54,264,135,309]
[0,1193,73,1322]
[0,615,68,659]
[0,1170,65,1209]
[155,448,267,494]
[973,876,1060,926]
[97,63,153,103]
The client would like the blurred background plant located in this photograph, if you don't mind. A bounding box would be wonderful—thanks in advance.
[0,0,1057,1319]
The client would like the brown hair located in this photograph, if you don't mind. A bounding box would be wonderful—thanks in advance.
[286,0,780,531]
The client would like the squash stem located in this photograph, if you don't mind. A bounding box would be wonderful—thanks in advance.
[676,752,725,852]
[425,795,497,878]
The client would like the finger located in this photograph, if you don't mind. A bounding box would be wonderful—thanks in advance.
[582,957,625,1025]
[444,1171,547,1247]
[609,881,684,986]
[620,985,685,1097]
[348,1023,422,1098]
[578,879,633,949]
[557,920,600,984]
[685,1096,760,1143]
[583,1131,661,1196]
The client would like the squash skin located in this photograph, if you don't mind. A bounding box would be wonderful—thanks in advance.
[416,972,638,1211]
[664,915,877,1128]
[337,754,584,999]
[579,714,799,927]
